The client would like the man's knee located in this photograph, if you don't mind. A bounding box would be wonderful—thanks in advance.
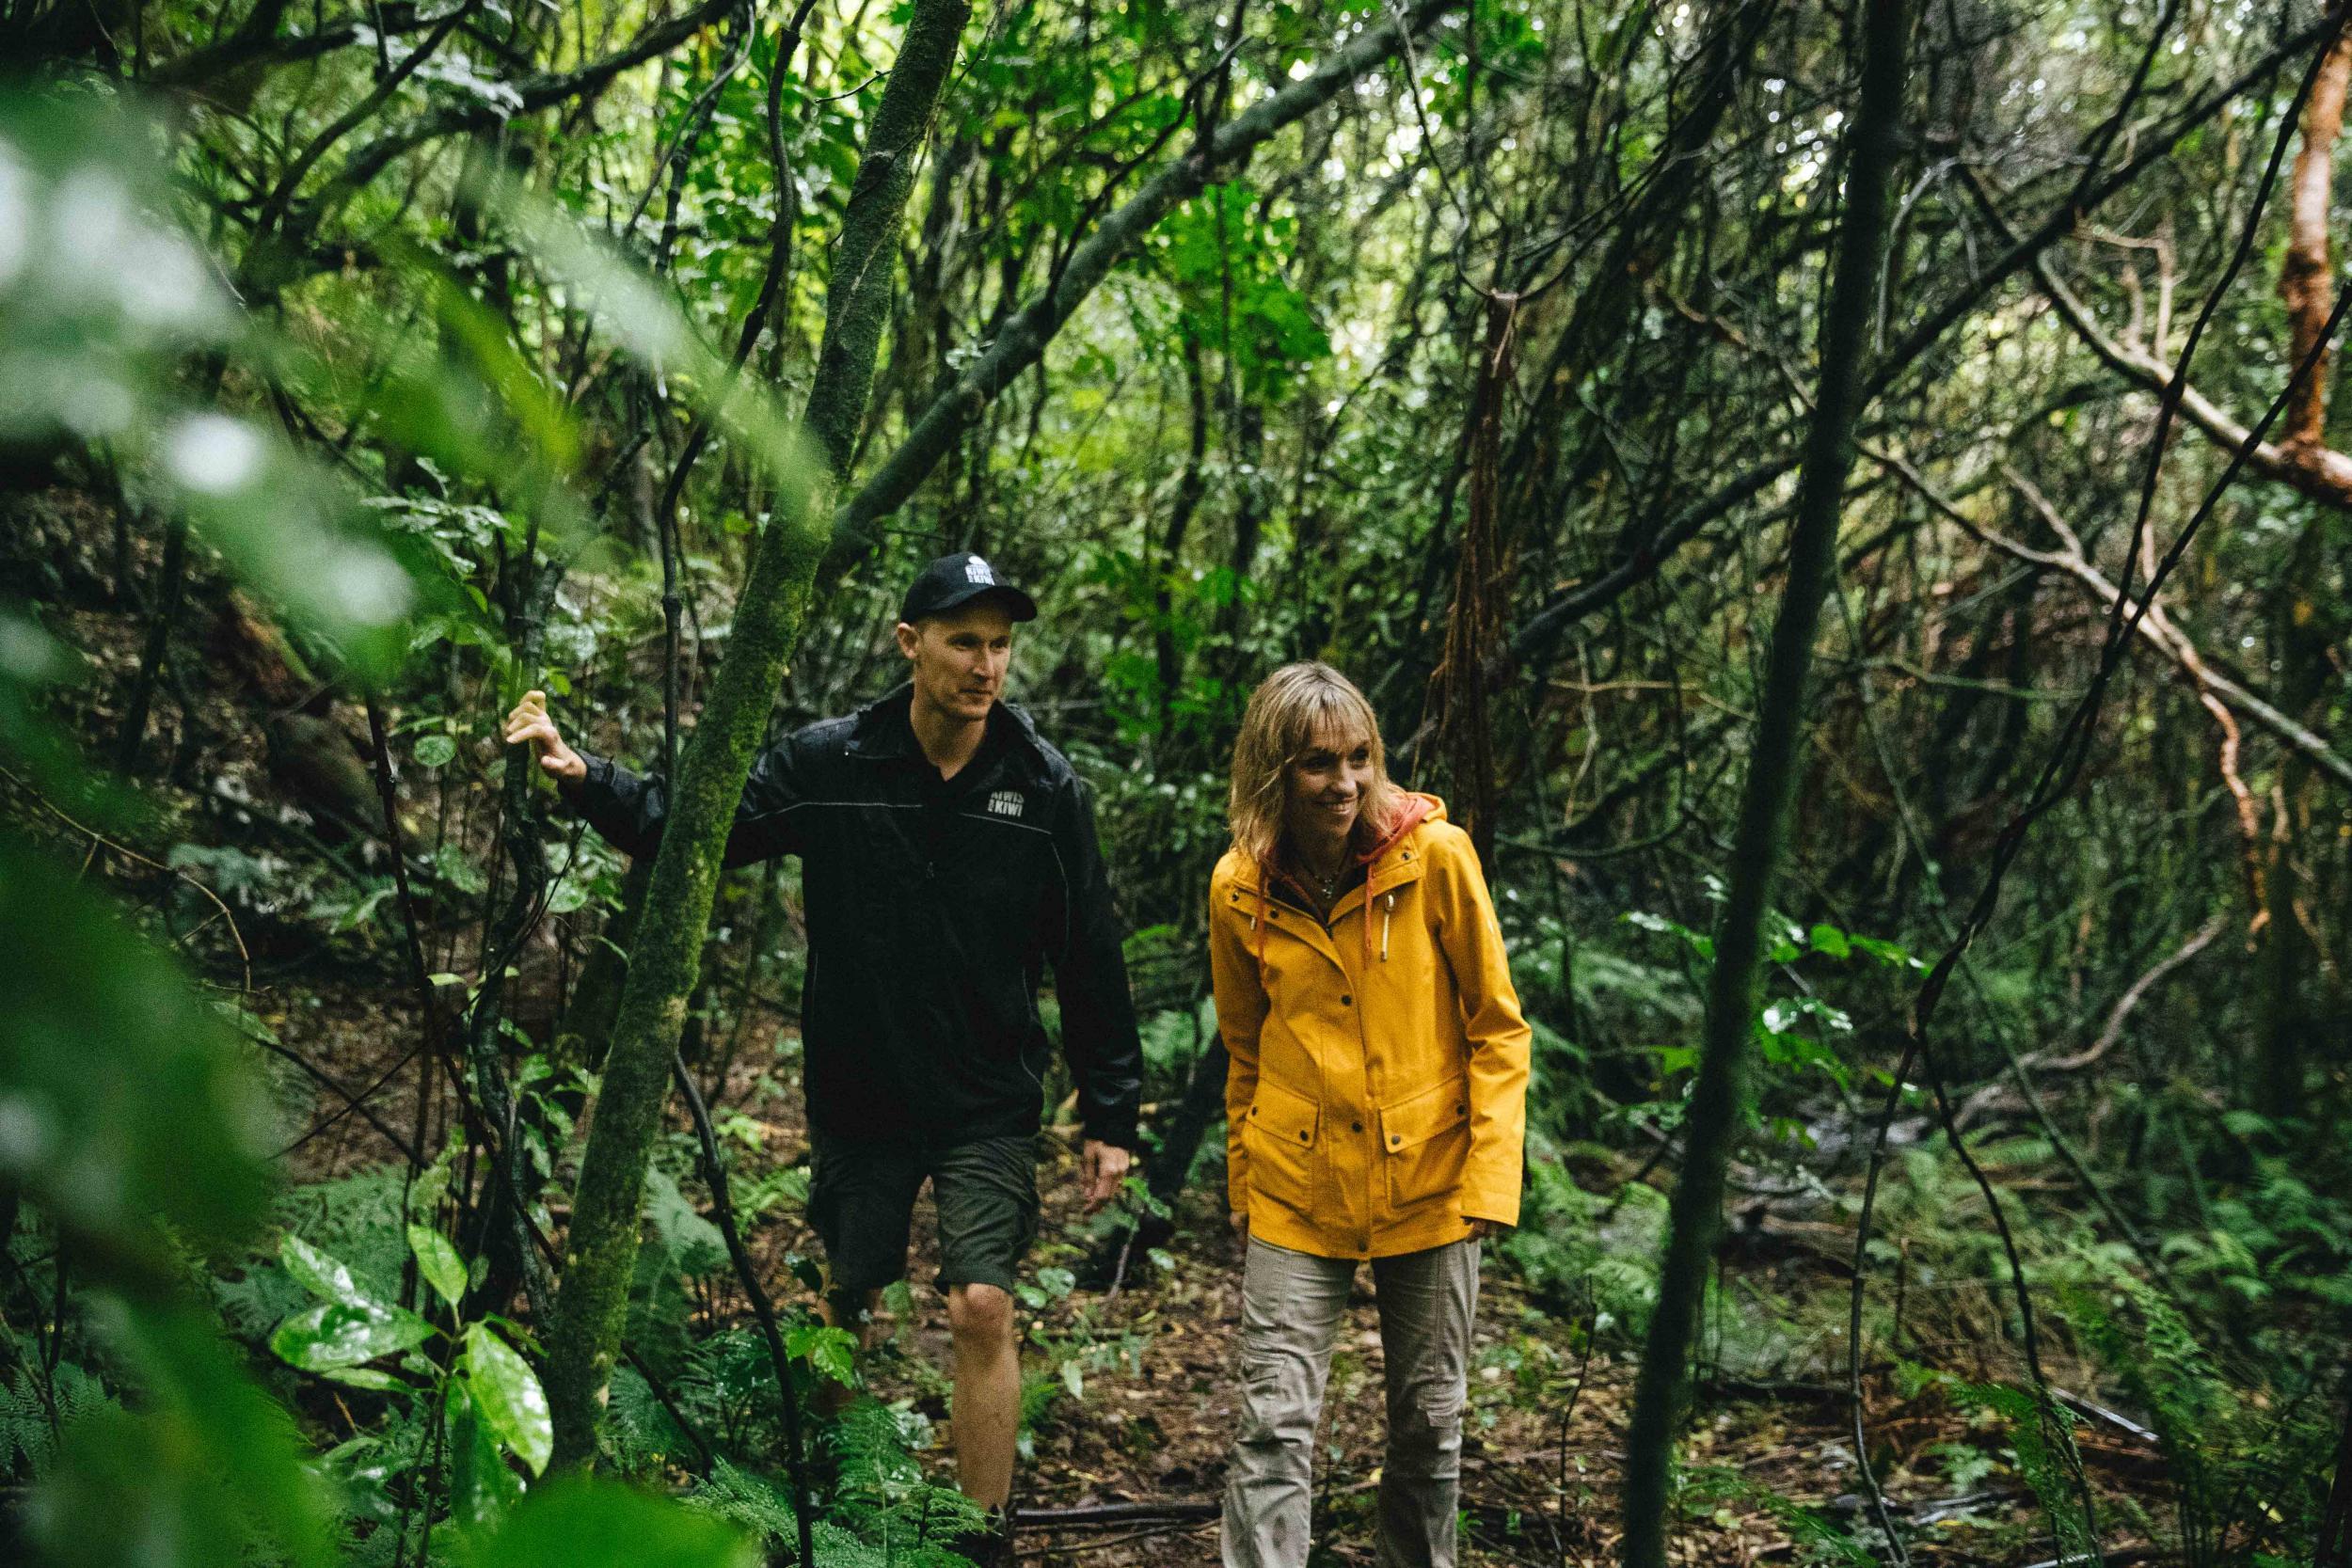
[946,1281,1015,1347]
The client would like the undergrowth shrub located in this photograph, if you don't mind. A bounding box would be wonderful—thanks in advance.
[2063,1269,2337,1565]
[1500,1141,1667,1337]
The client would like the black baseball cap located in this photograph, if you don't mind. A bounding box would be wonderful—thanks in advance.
[899,552,1039,625]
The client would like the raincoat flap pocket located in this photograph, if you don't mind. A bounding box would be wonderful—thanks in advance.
[1378,1074,1469,1154]
[1248,1077,1321,1151]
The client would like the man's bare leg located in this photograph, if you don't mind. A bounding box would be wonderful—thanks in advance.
[945,1282,1020,1511]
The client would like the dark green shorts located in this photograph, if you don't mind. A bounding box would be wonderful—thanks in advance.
[807,1131,1041,1297]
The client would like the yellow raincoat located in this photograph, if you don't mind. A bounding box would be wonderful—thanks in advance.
[1210,795,1532,1259]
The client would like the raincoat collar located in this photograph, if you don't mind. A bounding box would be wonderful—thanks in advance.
[1236,793,1446,940]
[1235,793,1446,894]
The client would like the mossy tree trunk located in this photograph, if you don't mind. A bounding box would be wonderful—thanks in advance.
[1615,1,1911,1562]
[544,0,971,1467]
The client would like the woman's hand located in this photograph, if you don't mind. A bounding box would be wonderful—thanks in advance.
[1229,1210,1248,1238]
[503,689,586,784]
[1466,1218,1503,1242]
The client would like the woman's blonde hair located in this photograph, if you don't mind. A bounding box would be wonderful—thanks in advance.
[1228,661,1406,867]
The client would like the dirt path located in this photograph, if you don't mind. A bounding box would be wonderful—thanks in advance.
[265,990,2185,1567]
[840,1131,2174,1567]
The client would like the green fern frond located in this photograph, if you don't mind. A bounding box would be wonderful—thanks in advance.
[604,1366,694,1479]
[689,1457,801,1544]
[1936,1372,2095,1560]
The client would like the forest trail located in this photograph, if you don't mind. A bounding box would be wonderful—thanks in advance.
[882,1137,2175,1567]
[272,978,2184,1568]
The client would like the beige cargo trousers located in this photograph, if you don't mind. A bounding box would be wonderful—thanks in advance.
[1220,1234,1482,1568]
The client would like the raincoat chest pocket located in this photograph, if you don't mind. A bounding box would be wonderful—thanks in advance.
[1378,1075,1470,1211]
[1244,1078,1321,1218]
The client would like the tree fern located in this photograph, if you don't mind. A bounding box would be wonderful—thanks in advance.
[827,1398,987,1561]
[604,1365,695,1479]
[2064,1275,2336,1564]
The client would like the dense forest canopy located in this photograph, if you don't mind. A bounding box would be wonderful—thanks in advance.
[1,0,2348,1561]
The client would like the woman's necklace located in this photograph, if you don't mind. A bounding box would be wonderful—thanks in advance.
[1299,846,1346,907]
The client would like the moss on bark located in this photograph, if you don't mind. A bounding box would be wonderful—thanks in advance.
[543,0,972,1467]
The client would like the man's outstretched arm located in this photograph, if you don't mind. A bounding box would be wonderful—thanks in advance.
[503,689,803,866]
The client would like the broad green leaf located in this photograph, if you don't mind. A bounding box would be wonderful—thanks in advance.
[282,1232,374,1308]
[1807,923,1851,958]
[1849,933,1918,969]
[448,1383,523,1531]
[319,1365,403,1391]
[409,1226,469,1308]
[465,1323,553,1477]
[785,1322,859,1388]
[415,733,458,768]
[456,1475,757,1568]
[272,1301,435,1371]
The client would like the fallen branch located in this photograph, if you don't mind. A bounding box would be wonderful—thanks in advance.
[2052,1386,2161,1448]
[1015,1501,1221,1527]
[2044,916,2225,1076]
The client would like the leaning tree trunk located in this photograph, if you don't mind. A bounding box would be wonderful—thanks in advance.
[1615,3,1910,1564]
[2257,29,2348,1123]
[543,0,971,1467]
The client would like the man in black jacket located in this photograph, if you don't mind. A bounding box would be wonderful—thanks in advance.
[504,553,1142,1532]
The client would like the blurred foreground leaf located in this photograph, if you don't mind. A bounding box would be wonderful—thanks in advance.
[0,837,273,1275]
[456,1475,760,1568]
[0,93,423,681]
[29,1299,333,1568]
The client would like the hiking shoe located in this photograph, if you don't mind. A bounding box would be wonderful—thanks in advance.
[954,1506,1013,1567]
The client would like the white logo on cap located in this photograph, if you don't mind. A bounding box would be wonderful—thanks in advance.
[965,556,994,585]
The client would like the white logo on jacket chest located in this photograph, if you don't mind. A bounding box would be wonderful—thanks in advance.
[987,789,1025,818]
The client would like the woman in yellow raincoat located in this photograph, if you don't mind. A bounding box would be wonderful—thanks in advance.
[1210,661,1531,1568]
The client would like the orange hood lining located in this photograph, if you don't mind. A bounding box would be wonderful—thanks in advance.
[1251,792,1439,974]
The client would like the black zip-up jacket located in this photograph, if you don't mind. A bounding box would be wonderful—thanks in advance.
[570,687,1142,1149]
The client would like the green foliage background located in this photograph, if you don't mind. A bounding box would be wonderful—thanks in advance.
[2,0,2350,1560]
